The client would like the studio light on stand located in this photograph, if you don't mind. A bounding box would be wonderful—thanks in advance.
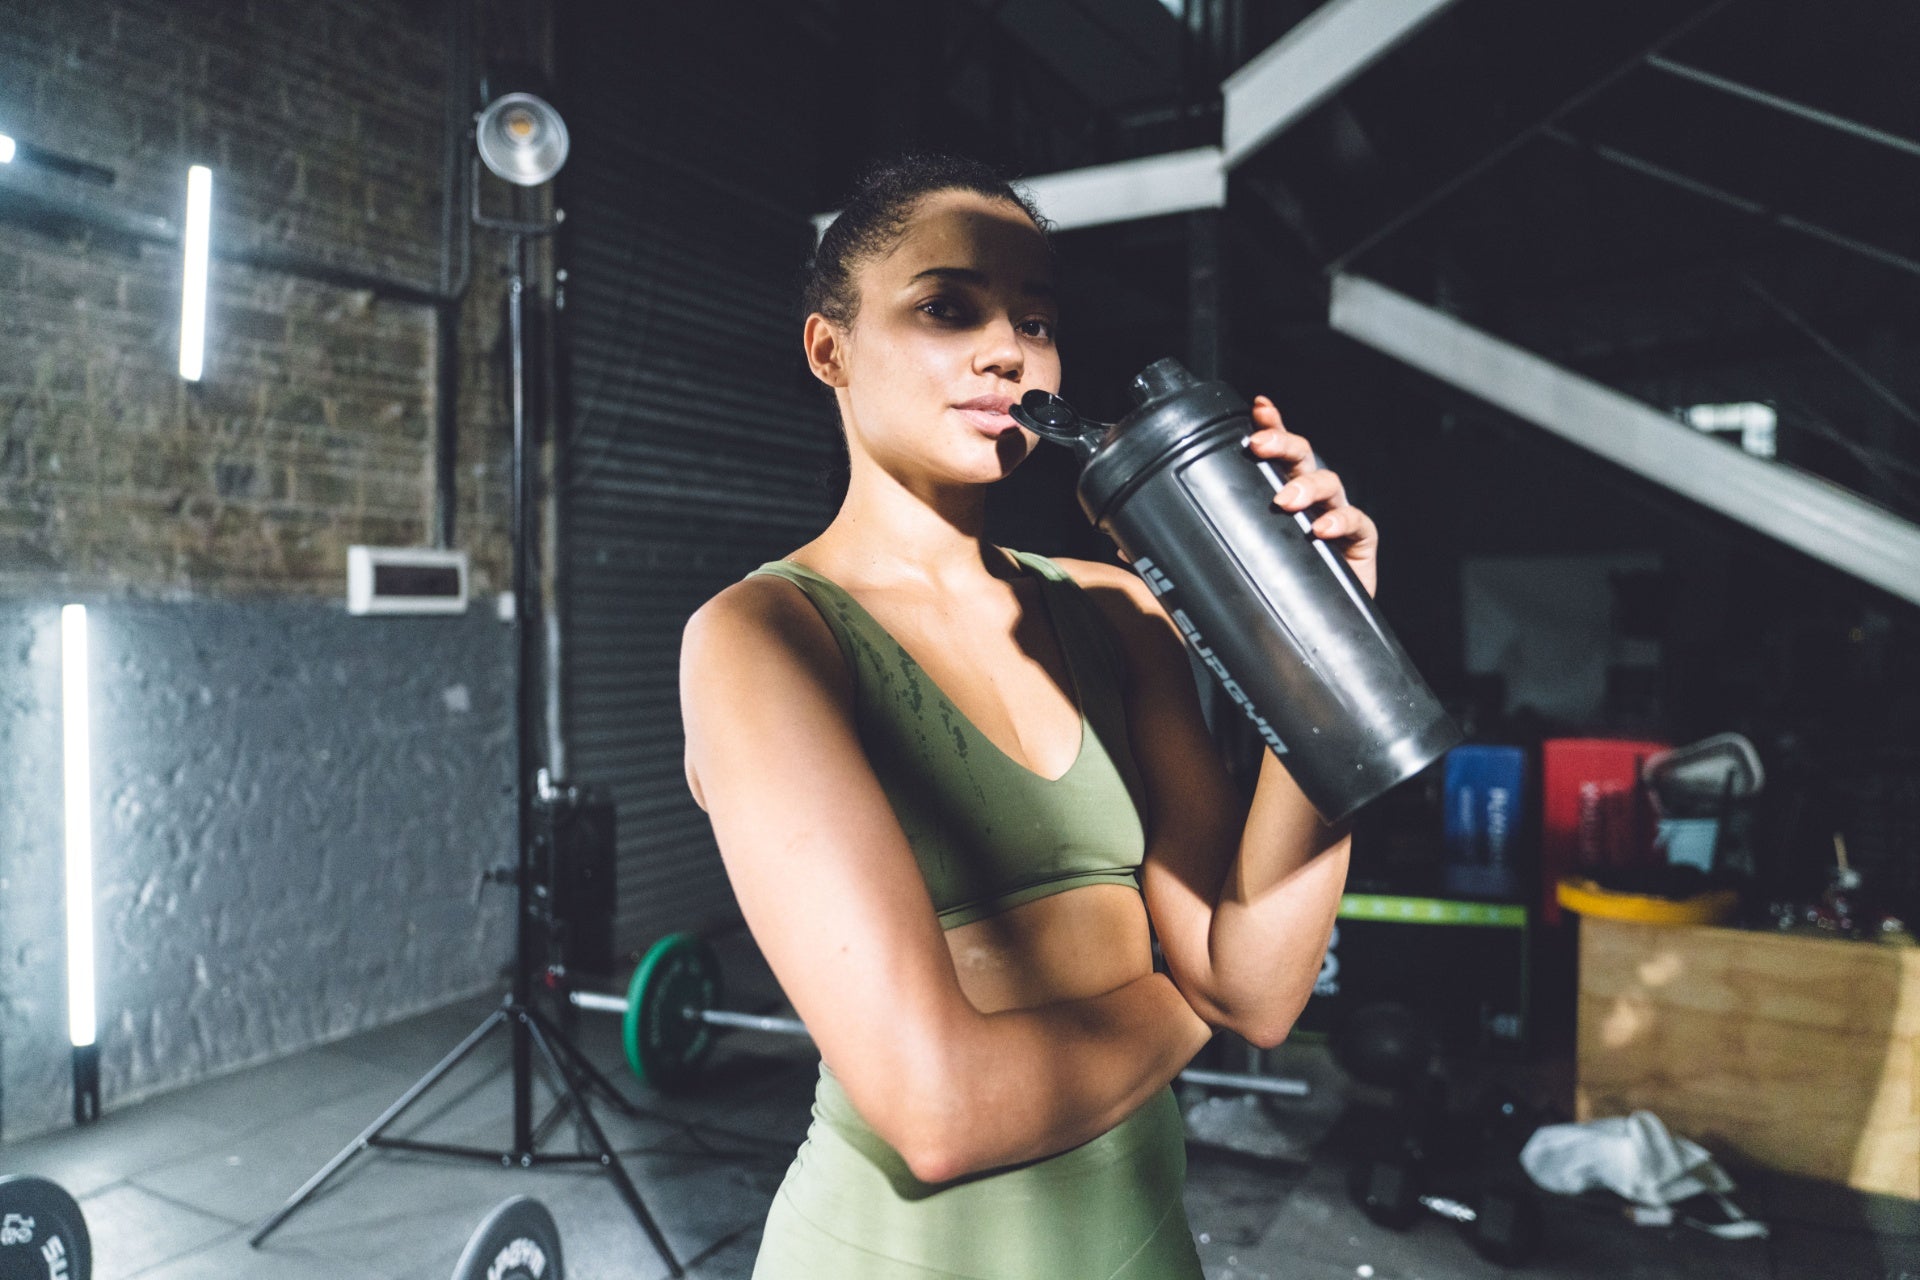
[249,90,682,1277]
[474,91,569,188]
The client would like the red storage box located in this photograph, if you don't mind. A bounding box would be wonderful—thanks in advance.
[1540,738,1668,925]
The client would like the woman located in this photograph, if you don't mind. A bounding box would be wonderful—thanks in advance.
[679,153,1379,1278]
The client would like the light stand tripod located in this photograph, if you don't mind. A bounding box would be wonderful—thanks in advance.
[249,130,683,1276]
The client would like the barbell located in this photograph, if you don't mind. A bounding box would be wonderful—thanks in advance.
[570,932,1311,1101]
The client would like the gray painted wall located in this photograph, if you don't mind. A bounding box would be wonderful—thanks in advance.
[1,595,514,1140]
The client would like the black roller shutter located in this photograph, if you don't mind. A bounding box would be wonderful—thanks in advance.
[554,5,840,954]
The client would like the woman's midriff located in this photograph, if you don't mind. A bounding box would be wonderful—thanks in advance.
[942,881,1153,1014]
[766,881,1202,1277]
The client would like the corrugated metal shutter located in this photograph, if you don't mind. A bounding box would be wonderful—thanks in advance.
[555,7,840,954]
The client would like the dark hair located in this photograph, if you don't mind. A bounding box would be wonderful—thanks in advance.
[799,151,1054,329]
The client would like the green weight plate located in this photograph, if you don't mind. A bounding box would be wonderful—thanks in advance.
[0,1174,92,1280]
[624,931,721,1092]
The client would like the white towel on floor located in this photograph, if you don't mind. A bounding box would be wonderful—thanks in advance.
[1519,1109,1769,1239]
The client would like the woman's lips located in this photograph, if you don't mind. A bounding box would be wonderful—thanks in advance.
[955,406,1019,435]
[948,397,1021,437]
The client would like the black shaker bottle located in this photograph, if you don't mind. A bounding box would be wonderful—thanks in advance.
[1010,357,1460,822]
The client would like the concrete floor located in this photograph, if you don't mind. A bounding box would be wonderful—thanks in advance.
[5,932,1916,1279]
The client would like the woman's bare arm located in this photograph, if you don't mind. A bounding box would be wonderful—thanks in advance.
[680,578,1212,1183]
[1058,558,1351,1048]
[1052,402,1382,1051]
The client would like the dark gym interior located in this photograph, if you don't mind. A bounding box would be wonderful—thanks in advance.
[2,1,1917,1277]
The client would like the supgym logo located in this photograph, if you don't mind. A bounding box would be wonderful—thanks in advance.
[1133,558,1288,755]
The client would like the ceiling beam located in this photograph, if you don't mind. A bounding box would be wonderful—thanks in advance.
[812,146,1225,239]
[1017,146,1226,231]
[817,0,1458,237]
[1329,274,1920,607]
[1544,128,1920,281]
[1645,55,1920,163]
[1325,0,1732,272]
[1220,0,1458,169]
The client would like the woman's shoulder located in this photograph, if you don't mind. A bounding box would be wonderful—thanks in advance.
[688,564,809,627]
[682,568,848,694]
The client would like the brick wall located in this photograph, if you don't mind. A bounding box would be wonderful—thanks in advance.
[0,0,540,596]
[0,0,552,1138]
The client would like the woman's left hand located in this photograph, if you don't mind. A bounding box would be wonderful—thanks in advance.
[1246,395,1379,599]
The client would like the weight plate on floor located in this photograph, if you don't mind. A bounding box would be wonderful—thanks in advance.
[452,1196,563,1280]
[0,1174,91,1280]
[625,931,721,1092]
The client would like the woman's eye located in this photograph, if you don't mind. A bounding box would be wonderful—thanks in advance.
[919,298,1054,339]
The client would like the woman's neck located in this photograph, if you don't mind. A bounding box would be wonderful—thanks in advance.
[806,457,1008,593]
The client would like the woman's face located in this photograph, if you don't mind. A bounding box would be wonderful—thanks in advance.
[809,189,1061,489]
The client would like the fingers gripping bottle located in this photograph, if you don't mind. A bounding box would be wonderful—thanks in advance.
[1011,357,1461,822]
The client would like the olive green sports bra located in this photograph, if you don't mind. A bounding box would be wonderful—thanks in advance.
[747,549,1149,929]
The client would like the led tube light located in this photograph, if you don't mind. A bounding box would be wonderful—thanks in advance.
[179,165,212,381]
[61,605,96,1050]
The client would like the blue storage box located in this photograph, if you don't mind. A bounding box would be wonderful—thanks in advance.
[1441,744,1528,901]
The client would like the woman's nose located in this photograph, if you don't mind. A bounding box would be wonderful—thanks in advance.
[974,316,1024,379]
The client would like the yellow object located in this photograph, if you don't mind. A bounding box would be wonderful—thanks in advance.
[1555,875,1739,925]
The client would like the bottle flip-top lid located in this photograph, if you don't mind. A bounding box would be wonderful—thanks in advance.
[1011,357,1250,523]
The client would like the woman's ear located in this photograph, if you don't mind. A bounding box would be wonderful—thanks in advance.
[803,313,849,389]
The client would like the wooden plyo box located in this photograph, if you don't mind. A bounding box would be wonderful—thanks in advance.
[1576,916,1920,1200]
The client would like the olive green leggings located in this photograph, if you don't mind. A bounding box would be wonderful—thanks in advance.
[751,1064,1205,1279]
